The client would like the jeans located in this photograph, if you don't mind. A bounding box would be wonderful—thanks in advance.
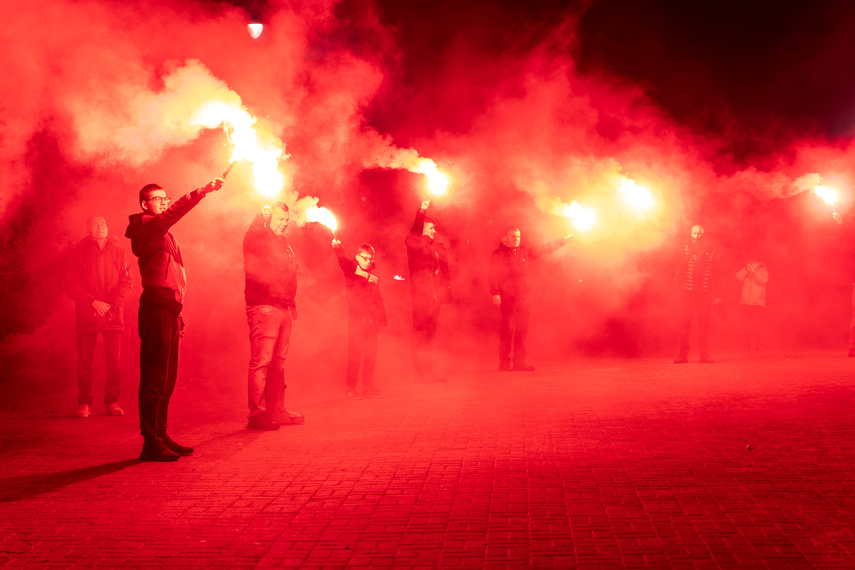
[499,297,531,365]
[677,290,712,358]
[138,302,180,440]
[77,331,122,406]
[247,305,292,418]
[347,317,379,389]
[741,304,765,348]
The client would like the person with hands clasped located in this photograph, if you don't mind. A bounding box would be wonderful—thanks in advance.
[332,238,387,399]
[125,177,224,461]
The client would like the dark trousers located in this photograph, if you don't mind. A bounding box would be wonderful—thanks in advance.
[677,290,711,358]
[412,300,439,376]
[499,298,531,365]
[77,331,122,406]
[347,317,379,389]
[741,304,765,348]
[138,302,180,440]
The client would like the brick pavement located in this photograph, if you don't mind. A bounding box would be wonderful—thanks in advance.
[2,350,855,568]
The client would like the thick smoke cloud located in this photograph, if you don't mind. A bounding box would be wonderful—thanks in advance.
[3,0,855,408]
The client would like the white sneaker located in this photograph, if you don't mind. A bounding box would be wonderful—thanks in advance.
[106,402,124,416]
[75,404,91,418]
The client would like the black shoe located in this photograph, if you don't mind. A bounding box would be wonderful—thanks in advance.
[499,362,512,372]
[161,436,194,456]
[673,356,688,364]
[513,362,535,372]
[247,414,280,430]
[139,440,180,462]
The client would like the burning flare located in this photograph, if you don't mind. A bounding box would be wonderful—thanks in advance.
[814,185,838,207]
[414,158,449,196]
[192,102,287,198]
[306,206,338,235]
[560,200,596,232]
[618,178,655,212]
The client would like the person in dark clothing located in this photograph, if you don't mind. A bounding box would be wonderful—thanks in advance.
[243,203,304,430]
[125,178,223,461]
[673,225,724,364]
[405,200,452,383]
[489,227,573,371]
[67,215,132,418]
[332,238,387,399]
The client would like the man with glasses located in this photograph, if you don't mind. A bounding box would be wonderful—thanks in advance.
[125,178,223,461]
[331,238,387,399]
[243,203,304,430]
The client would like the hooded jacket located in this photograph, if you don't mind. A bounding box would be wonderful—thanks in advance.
[334,243,387,325]
[405,207,452,306]
[243,212,298,309]
[66,236,132,332]
[735,263,768,307]
[489,238,564,301]
[125,190,205,305]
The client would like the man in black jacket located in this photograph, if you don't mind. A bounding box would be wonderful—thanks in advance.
[243,203,304,430]
[332,239,387,399]
[489,227,573,371]
[405,200,452,383]
[673,225,723,364]
[126,178,223,461]
[67,215,132,418]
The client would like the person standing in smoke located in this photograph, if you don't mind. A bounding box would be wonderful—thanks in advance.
[673,225,724,364]
[67,215,132,418]
[125,178,223,461]
[243,203,305,430]
[489,227,573,371]
[331,238,387,399]
[405,200,452,383]
[735,258,769,350]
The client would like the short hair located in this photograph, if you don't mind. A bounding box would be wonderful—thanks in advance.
[357,244,375,258]
[504,226,520,236]
[139,184,163,204]
[271,201,289,213]
[86,215,106,228]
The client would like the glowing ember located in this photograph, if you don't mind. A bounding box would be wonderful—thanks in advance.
[618,179,655,212]
[247,23,263,39]
[814,185,838,207]
[414,158,449,196]
[306,206,337,233]
[192,102,286,198]
[560,201,596,232]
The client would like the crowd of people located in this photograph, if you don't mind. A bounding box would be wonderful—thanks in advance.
[67,177,785,461]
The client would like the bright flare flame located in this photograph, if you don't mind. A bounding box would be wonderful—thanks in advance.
[618,179,655,212]
[306,207,337,232]
[413,158,449,196]
[560,201,596,232]
[192,102,286,198]
[814,185,838,206]
[247,23,263,39]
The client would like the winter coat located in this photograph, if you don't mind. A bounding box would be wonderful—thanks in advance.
[334,244,387,326]
[675,240,720,295]
[243,213,298,309]
[735,263,768,307]
[125,190,205,304]
[405,208,452,307]
[66,236,132,332]
[488,239,564,301]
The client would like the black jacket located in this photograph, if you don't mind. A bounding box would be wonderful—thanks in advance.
[405,208,452,305]
[334,244,387,326]
[489,238,564,301]
[67,236,132,333]
[243,213,298,309]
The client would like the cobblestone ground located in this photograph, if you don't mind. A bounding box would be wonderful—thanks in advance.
[2,350,855,568]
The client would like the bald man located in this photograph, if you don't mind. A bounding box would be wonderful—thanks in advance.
[673,225,723,363]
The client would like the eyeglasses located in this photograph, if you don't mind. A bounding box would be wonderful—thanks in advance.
[148,196,171,205]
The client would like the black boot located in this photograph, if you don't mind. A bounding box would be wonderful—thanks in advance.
[140,438,180,461]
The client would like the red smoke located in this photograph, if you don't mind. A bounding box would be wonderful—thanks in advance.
[2,0,855,403]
